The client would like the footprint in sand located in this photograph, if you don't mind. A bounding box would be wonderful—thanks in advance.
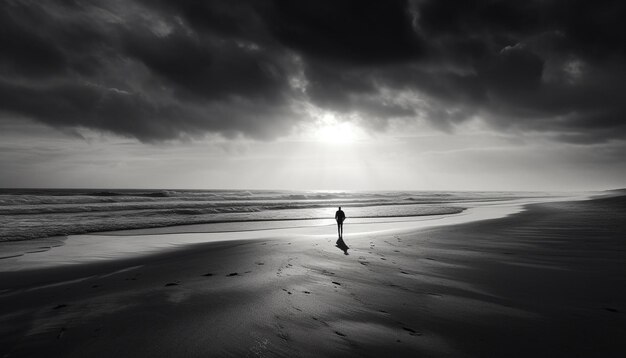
[226,272,239,277]
[402,327,423,336]
[331,281,341,286]
[164,282,180,287]
[53,304,68,310]
[274,320,290,341]
[604,307,619,313]
[303,291,311,294]
[334,331,347,337]
[311,317,330,326]
[202,272,214,277]
[282,288,292,295]
[277,331,289,341]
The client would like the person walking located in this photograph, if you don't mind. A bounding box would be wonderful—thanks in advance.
[335,206,346,238]
[334,207,349,255]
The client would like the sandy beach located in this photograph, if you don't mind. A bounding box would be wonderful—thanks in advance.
[1,194,625,357]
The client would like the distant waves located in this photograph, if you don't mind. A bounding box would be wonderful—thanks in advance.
[0,189,544,241]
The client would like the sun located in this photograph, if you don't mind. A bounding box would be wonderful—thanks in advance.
[314,121,360,145]
[299,107,368,145]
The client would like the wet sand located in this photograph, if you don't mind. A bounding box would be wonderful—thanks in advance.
[1,195,625,357]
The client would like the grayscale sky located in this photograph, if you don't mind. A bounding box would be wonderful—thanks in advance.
[1,1,625,191]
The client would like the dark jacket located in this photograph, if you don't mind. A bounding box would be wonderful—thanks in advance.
[335,210,345,223]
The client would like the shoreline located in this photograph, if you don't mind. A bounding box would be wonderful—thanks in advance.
[0,202,519,272]
[0,191,588,243]
[0,194,590,272]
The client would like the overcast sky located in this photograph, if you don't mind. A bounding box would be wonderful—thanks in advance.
[1,0,625,191]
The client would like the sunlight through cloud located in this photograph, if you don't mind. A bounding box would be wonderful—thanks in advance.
[314,120,360,144]
[298,106,369,145]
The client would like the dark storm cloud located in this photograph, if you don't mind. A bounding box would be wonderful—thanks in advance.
[266,0,424,64]
[0,0,625,143]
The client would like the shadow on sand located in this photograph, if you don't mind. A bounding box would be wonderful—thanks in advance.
[335,237,349,255]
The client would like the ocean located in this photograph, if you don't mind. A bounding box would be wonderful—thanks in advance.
[0,189,555,241]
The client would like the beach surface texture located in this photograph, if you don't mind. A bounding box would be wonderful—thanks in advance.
[1,194,625,357]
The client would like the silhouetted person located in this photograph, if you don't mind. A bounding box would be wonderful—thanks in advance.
[335,206,345,238]
[335,207,349,255]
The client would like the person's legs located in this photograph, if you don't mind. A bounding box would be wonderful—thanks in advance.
[339,222,343,238]
[337,221,341,238]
